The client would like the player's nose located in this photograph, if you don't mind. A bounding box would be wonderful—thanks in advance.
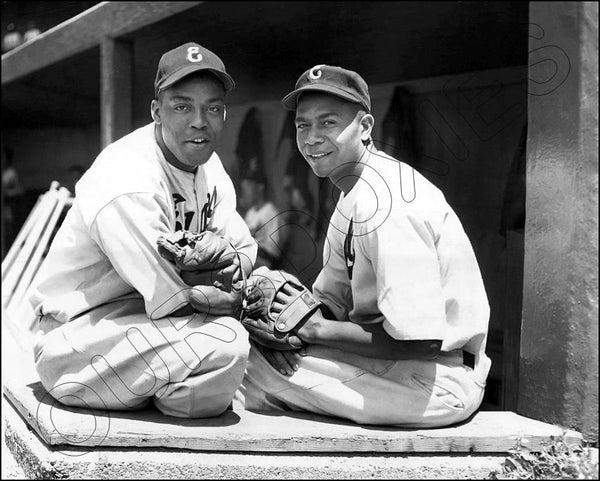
[189,109,208,129]
[304,126,323,145]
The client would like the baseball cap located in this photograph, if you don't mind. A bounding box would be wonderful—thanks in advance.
[281,65,371,112]
[154,42,235,97]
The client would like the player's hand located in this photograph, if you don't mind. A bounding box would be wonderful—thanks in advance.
[181,263,242,292]
[268,282,316,342]
[269,281,303,313]
[212,262,243,291]
[188,283,243,317]
[255,342,306,376]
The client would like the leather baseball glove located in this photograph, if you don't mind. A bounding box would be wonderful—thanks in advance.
[157,230,241,290]
[241,267,322,350]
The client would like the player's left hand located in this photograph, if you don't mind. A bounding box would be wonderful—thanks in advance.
[241,267,321,349]
[268,282,304,314]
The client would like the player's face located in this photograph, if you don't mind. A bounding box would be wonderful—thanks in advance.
[295,93,369,179]
[152,73,225,170]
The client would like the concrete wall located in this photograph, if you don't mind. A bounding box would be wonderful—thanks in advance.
[520,1,598,442]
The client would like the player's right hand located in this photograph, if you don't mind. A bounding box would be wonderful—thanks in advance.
[180,263,242,291]
[255,342,306,376]
[188,283,243,317]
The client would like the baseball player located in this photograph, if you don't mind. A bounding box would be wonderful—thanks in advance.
[237,65,491,427]
[29,43,257,418]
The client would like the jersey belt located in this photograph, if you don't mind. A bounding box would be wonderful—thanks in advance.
[462,350,475,369]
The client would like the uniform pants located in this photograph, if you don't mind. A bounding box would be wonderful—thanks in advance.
[33,298,250,418]
[236,344,491,428]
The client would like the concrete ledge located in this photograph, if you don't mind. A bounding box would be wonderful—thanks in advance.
[4,396,507,480]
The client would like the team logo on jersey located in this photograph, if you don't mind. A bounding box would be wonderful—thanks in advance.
[173,193,194,231]
[200,186,217,232]
[344,217,355,280]
[186,46,203,63]
[172,185,216,232]
[308,65,324,81]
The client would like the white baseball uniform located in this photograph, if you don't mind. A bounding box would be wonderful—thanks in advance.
[30,122,257,418]
[238,148,491,427]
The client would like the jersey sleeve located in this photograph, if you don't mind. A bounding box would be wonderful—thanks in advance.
[89,192,191,320]
[209,171,258,267]
[434,208,490,353]
[361,208,447,341]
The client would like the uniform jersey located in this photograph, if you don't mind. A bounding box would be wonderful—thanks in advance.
[30,122,257,323]
[312,148,490,359]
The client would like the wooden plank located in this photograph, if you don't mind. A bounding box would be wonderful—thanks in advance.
[2,325,582,454]
[101,38,133,148]
[1,399,508,480]
[3,379,583,453]
[1,1,203,85]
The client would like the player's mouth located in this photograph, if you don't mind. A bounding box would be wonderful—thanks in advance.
[187,137,209,146]
[307,151,332,159]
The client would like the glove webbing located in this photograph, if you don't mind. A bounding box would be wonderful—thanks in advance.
[221,238,250,320]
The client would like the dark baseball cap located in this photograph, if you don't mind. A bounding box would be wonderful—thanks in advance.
[154,42,235,96]
[281,65,371,112]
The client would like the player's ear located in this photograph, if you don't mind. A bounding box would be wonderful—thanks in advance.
[151,99,161,124]
[359,113,374,143]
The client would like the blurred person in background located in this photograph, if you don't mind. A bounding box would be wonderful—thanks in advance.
[2,22,22,53]
[2,146,26,253]
[23,20,42,42]
[240,173,282,269]
[63,164,86,196]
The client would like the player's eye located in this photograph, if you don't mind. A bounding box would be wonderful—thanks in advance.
[296,123,307,130]
[174,105,190,112]
[323,120,336,126]
[208,105,222,114]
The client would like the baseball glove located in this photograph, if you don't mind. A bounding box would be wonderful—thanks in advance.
[241,267,322,350]
[156,230,241,289]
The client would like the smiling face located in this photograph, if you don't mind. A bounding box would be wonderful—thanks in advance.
[151,72,226,171]
[294,92,373,181]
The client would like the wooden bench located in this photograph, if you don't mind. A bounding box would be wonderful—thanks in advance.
[2,181,72,342]
[1,183,584,479]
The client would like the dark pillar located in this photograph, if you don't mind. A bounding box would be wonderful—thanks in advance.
[521,1,598,442]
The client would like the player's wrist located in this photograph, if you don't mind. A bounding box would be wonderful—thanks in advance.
[295,310,323,343]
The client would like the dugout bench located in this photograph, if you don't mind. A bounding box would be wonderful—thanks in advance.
[2,183,583,479]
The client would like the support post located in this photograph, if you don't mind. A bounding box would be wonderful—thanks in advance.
[100,37,133,148]
[520,1,598,443]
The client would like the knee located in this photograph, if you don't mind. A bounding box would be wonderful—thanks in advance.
[40,380,105,410]
[154,393,232,419]
[217,317,250,369]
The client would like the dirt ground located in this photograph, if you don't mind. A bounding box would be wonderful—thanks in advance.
[2,434,27,479]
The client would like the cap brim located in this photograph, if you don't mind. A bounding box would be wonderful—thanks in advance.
[158,64,235,94]
[281,84,368,111]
